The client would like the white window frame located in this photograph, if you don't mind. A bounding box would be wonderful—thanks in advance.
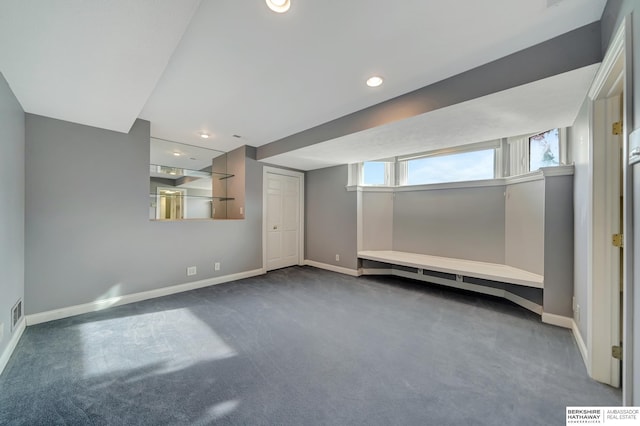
[506,128,567,177]
[527,128,566,172]
[397,140,501,186]
[359,160,395,186]
[351,131,569,187]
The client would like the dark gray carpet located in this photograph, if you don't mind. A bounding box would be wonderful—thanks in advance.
[0,266,620,425]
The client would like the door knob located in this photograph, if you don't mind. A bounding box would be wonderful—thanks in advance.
[273,225,278,230]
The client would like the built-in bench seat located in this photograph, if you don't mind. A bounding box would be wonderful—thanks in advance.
[354,168,574,325]
[357,250,543,289]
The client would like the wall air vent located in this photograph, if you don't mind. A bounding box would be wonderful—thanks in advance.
[11,299,22,331]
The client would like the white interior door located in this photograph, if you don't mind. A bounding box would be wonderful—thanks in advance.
[266,172,300,271]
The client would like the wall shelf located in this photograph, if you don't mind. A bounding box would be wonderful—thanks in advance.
[149,193,234,201]
[149,164,233,180]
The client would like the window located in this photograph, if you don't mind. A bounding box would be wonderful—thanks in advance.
[529,128,560,171]
[404,148,495,185]
[362,162,385,185]
[361,161,393,186]
[353,129,565,187]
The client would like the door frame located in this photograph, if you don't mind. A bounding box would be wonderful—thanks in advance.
[156,186,187,220]
[586,15,633,403]
[262,166,305,272]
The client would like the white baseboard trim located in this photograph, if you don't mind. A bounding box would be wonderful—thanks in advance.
[364,268,543,315]
[541,312,573,329]
[572,319,589,369]
[304,260,360,277]
[0,318,26,376]
[26,269,265,326]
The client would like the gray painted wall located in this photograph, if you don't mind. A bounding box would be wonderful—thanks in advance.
[0,73,25,359]
[505,180,545,275]
[601,0,639,403]
[543,175,575,317]
[25,115,263,315]
[361,192,393,250]
[570,98,591,343]
[392,186,506,263]
[305,165,358,270]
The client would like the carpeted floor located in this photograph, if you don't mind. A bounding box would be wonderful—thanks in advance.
[0,266,620,425]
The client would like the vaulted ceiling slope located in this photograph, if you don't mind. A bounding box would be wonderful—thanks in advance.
[0,1,202,132]
[0,1,606,169]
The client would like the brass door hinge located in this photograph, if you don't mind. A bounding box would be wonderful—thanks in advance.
[612,121,623,135]
[612,233,624,247]
[612,345,623,360]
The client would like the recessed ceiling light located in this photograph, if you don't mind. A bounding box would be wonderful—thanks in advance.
[199,132,210,139]
[366,76,384,87]
[173,152,181,157]
[266,0,290,13]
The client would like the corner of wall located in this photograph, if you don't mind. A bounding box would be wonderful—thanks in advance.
[0,72,25,376]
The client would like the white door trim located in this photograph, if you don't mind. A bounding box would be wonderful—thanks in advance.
[262,166,305,272]
[156,186,187,220]
[620,15,635,406]
[586,16,632,403]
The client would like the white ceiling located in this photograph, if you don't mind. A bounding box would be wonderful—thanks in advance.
[0,0,201,132]
[0,0,607,169]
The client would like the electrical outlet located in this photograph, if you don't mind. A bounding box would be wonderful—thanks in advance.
[572,296,576,311]
[215,262,220,271]
[575,304,580,322]
[0,322,4,341]
[187,266,197,276]
[335,254,340,262]
[240,207,244,215]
